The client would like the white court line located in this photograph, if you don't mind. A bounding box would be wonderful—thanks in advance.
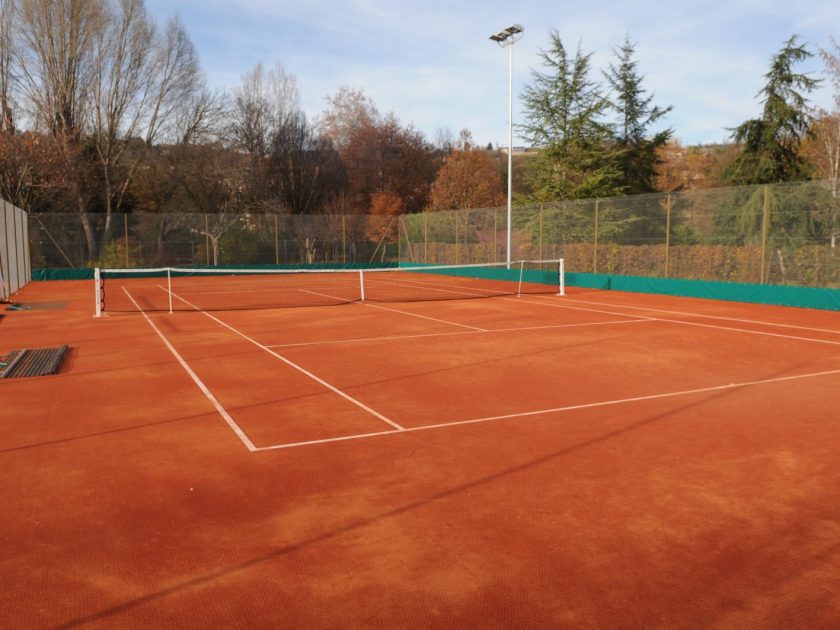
[161,286,405,432]
[266,318,655,349]
[254,366,840,451]
[121,287,258,452]
[516,296,840,347]
[363,276,509,298]
[500,295,653,320]
[300,288,487,332]
[544,295,840,335]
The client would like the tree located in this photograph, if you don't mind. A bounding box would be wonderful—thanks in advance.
[0,0,16,133]
[231,62,300,158]
[604,36,672,194]
[427,150,505,211]
[725,36,820,185]
[519,31,621,201]
[341,112,436,214]
[319,86,379,153]
[268,111,347,215]
[808,36,840,246]
[654,140,738,192]
[12,0,205,260]
[89,8,204,244]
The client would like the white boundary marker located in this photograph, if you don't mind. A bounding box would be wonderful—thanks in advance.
[162,286,405,432]
[266,317,655,349]
[253,366,840,451]
[121,287,258,451]
[515,296,840,347]
[129,280,840,453]
[542,296,840,335]
[300,288,488,332]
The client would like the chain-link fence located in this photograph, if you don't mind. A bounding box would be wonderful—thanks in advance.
[29,180,840,288]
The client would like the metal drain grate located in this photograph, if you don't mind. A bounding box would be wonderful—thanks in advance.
[0,345,69,378]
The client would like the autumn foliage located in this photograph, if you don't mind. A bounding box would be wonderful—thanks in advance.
[427,150,506,212]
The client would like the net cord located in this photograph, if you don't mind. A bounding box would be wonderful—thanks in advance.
[97,259,563,276]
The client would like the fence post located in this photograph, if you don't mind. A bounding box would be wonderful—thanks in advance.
[493,208,498,263]
[342,214,346,263]
[760,186,769,284]
[539,204,544,268]
[123,214,130,267]
[274,214,280,266]
[664,193,672,278]
[593,199,600,273]
[423,211,428,263]
[204,214,210,266]
[455,210,460,265]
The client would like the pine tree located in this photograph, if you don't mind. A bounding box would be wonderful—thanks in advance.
[725,36,820,185]
[604,36,672,194]
[519,31,621,201]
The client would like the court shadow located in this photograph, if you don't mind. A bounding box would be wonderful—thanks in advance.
[50,361,819,628]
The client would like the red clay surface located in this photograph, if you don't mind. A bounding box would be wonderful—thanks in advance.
[2,279,840,628]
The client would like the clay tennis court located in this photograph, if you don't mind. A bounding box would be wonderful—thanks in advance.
[2,273,840,627]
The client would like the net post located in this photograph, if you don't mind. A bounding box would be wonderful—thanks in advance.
[167,268,173,314]
[94,268,102,317]
[359,269,366,301]
[517,260,524,297]
[558,258,565,296]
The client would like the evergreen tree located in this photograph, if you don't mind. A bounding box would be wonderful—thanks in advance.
[725,36,820,185]
[519,31,621,201]
[604,36,673,194]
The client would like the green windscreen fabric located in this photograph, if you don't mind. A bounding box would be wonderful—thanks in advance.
[566,272,840,312]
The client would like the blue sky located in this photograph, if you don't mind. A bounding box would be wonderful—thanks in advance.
[147,0,839,147]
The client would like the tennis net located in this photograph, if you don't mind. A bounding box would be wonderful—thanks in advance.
[95,259,565,315]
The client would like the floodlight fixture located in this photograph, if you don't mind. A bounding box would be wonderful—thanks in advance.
[489,24,524,45]
[489,24,524,267]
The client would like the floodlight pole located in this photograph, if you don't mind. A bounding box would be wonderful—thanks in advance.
[490,24,523,268]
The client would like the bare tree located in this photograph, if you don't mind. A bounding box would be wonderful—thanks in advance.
[90,8,203,248]
[0,0,16,132]
[12,0,204,260]
[14,0,103,253]
[269,111,347,215]
[231,62,300,157]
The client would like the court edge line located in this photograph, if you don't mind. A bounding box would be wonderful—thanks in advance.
[516,296,840,347]
[121,287,258,452]
[160,287,405,432]
[542,295,840,335]
[299,288,487,332]
[254,366,840,451]
[265,317,656,349]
